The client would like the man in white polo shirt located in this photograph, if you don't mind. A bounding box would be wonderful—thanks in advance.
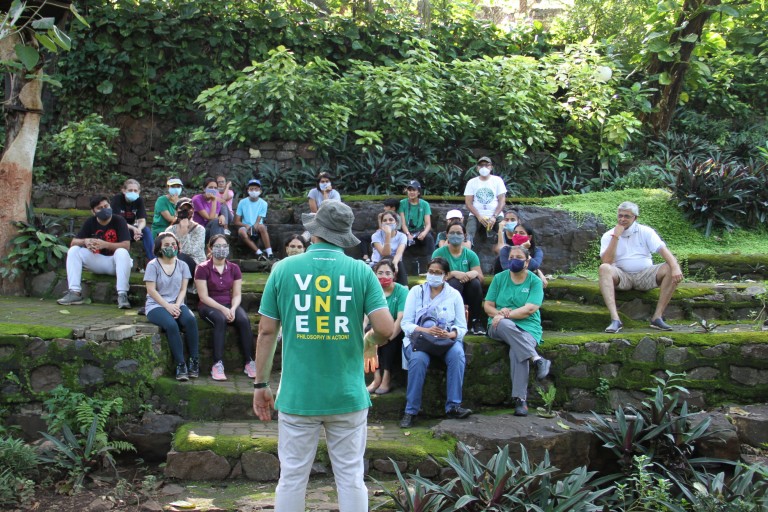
[599,201,683,333]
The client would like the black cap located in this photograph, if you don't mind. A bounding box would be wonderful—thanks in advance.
[407,180,421,190]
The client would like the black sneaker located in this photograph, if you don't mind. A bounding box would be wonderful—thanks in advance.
[399,413,416,428]
[446,406,473,419]
[534,358,551,380]
[513,398,528,417]
[471,320,486,336]
[188,358,200,378]
[266,254,279,262]
[176,363,189,381]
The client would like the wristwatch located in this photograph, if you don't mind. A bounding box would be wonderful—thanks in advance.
[253,382,269,389]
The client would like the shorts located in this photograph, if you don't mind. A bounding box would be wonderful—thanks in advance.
[238,226,261,242]
[614,263,663,291]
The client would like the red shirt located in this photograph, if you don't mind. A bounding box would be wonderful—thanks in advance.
[194,258,242,306]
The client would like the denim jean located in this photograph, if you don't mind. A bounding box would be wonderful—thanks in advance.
[275,409,369,512]
[403,341,465,415]
[147,304,199,365]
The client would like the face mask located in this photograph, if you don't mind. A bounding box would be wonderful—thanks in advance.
[249,190,261,199]
[478,167,491,177]
[205,188,218,195]
[512,234,530,246]
[212,246,229,260]
[169,187,182,196]
[504,221,517,232]
[378,276,394,288]
[319,182,331,191]
[508,258,526,273]
[161,247,178,258]
[125,192,139,202]
[286,247,304,257]
[447,233,464,246]
[95,208,112,221]
[177,209,190,220]
[426,274,444,288]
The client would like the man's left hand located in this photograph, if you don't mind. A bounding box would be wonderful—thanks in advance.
[253,388,275,421]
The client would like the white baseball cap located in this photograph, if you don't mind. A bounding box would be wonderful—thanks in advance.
[446,209,464,220]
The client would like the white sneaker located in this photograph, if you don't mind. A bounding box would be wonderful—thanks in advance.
[211,361,227,381]
[244,360,256,379]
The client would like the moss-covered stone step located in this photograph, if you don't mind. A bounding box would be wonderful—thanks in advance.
[165,419,457,481]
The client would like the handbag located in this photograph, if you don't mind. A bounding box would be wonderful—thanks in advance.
[411,288,457,357]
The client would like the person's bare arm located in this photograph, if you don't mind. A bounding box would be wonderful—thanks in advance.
[601,225,625,264]
[658,247,683,283]
[252,316,280,421]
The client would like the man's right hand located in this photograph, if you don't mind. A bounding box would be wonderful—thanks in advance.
[613,224,625,237]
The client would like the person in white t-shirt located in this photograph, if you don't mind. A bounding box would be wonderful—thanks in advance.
[599,201,683,333]
[463,156,507,245]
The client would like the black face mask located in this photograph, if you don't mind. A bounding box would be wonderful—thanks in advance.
[95,208,112,221]
[177,209,191,220]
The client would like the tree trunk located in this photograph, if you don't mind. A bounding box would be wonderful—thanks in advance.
[644,0,720,135]
[0,33,43,294]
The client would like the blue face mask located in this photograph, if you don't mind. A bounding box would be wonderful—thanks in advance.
[426,274,444,288]
[205,188,218,195]
[124,192,139,202]
[169,187,182,196]
[504,221,518,232]
[447,233,464,246]
[508,258,526,273]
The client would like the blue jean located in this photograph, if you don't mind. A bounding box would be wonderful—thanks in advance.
[139,226,154,261]
[403,342,465,415]
[147,304,199,365]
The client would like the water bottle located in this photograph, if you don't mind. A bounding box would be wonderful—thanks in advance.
[436,307,448,330]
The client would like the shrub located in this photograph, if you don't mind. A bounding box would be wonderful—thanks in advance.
[0,204,70,281]
[0,436,39,507]
[36,113,120,189]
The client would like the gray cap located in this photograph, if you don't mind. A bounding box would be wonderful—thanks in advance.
[478,156,492,164]
[301,201,360,248]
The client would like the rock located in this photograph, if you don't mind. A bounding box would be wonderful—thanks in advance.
[632,337,657,362]
[618,298,651,320]
[372,459,407,474]
[85,328,109,342]
[744,285,766,297]
[564,388,599,413]
[740,344,768,359]
[30,271,57,297]
[730,366,768,386]
[165,450,231,480]
[729,405,768,448]
[688,367,719,380]
[701,344,730,358]
[0,344,14,360]
[229,460,243,479]
[310,462,330,476]
[432,414,593,474]
[24,338,48,357]
[663,347,688,365]
[114,359,139,374]
[106,325,136,341]
[7,404,47,442]
[610,339,631,350]
[598,364,620,379]
[563,363,589,379]
[79,365,104,386]
[86,497,114,512]
[135,323,161,335]
[584,343,609,356]
[415,458,441,478]
[121,413,184,461]
[29,364,62,392]
[140,500,163,512]
[691,411,740,460]
[160,483,185,496]
[241,450,280,481]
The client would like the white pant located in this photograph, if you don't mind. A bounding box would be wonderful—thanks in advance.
[66,246,132,293]
[276,409,369,512]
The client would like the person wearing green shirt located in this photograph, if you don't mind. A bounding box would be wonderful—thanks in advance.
[432,222,486,335]
[152,177,182,237]
[366,259,409,395]
[483,245,551,417]
[252,201,394,512]
[399,180,435,255]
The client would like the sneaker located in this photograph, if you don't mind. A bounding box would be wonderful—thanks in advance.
[604,319,623,333]
[244,360,256,379]
[399,413,416,429]
[534,358,551,380]
[513,398,528,417]
[176,363,189,381]
[117,292,131,309]
[188,358,200,378]
[650,317,673,331]
[57,290,83,306]
[471,320,486,336]
[223,229,231,236]
[256,253,267,261]
[446,406,473,419]
[211,361,227,381]
[266,254,279,262]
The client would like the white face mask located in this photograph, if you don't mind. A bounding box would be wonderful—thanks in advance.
[249,190,261,199]
[478,167,491,177]
[319,182,331,191]
[426,274,444,288]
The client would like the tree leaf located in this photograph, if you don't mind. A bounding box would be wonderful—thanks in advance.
[34,33,58,53]
[659,72,673,85]
[52,26,72,51]
[69,3,90,28]
[14,44,40,71]
[97,80,114,94]
[31,17,56,30]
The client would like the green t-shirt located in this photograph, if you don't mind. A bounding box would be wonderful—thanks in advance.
[152,195,176,237]
[399,198,432,233]
[259,242,388,415]
[431,245,481,272]
[484,270,544,343]
[386,283,409,318]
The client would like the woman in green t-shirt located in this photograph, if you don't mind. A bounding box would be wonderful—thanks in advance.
[365,259,408,395]
[431,222,486,335]
[152,177,183,237]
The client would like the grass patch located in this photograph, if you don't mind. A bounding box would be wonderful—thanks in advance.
[0,322,73,339]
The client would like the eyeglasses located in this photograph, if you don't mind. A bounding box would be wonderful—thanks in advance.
[376,271,394,277]
[427,270,445,276]
[617,214,635,219]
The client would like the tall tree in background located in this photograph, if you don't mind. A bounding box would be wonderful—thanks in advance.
[0,0,86,293]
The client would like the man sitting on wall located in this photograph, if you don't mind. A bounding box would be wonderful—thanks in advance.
[235,179,277,261]
[57,196,133,309]
[599,201,683,333]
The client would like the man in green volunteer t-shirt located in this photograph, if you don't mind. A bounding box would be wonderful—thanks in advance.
[483,245,551,418]
[252,201,394,512]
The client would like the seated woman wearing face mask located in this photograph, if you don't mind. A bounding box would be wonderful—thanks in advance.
[492,209,520,271]
[497,223,547,287]
[483,245,551,418]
